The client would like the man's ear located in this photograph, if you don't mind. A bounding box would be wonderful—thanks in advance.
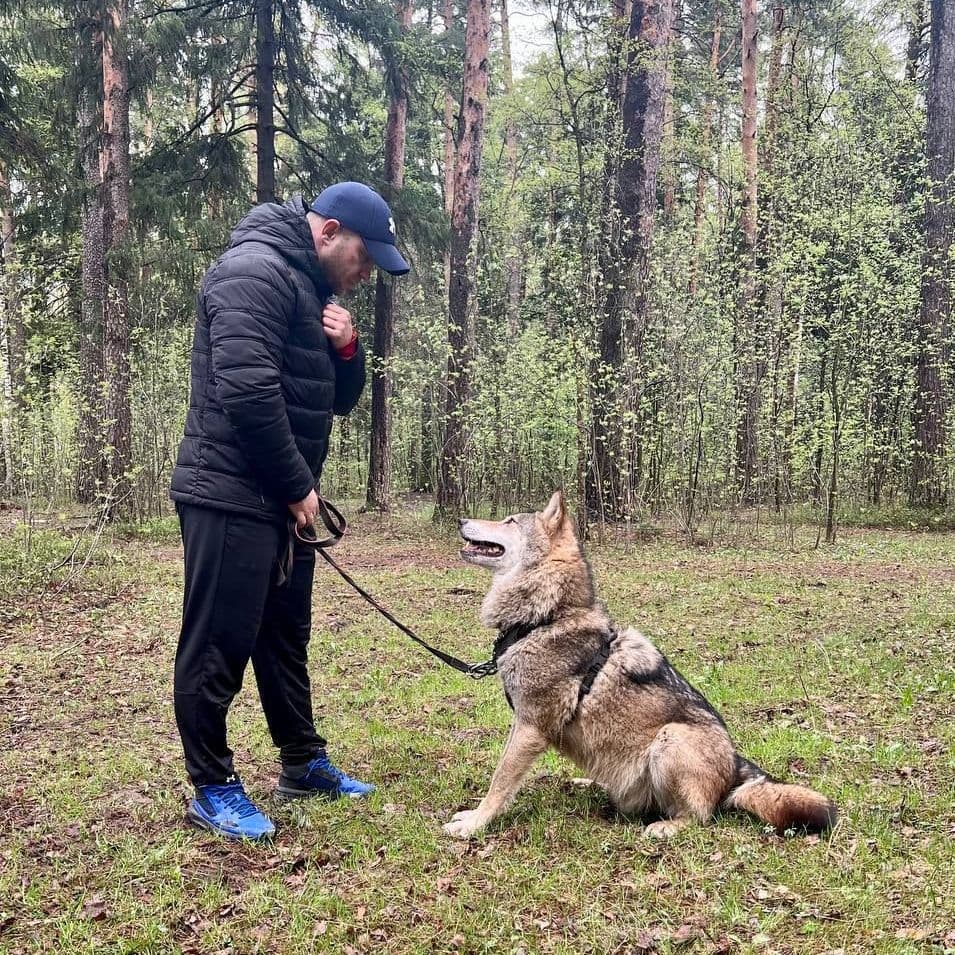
[541,489,565,534]
[318,217,341,244]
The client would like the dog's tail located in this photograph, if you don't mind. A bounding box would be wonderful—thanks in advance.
[723,756,837,835]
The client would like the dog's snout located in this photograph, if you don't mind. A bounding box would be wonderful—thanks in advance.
[458,518,466,528]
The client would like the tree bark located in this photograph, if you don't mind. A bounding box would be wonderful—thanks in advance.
[587,0,676,521]
[688,4,721,298]
[255,0,277,204]
[906,0,928,84]
[442,0,456,222]
[366,0,412,512]
[500,0,522,335]
[101,0,133,514]
[661,36,676,218]
[76,35,108,505]
[0,163,24,408]
[436,0,490,519]
[735,0,759,504]
[762,6,787,508]
[0,162,21,495]
[911,0,954,506]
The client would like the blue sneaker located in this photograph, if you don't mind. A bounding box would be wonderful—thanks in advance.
[187,776,276,841]
[276,751,376,800]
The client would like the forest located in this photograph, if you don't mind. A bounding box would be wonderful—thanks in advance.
[1,0,952,536]
[2,4,955,952]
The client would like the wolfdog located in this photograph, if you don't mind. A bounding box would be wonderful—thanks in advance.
[443,491,837,840]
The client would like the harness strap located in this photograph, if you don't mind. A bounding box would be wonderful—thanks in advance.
[491,622,543,663]
[576,630,617,704]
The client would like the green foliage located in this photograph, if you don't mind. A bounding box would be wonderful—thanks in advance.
[1,0,953,528]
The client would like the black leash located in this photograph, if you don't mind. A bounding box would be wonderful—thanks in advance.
[291,498,498,680]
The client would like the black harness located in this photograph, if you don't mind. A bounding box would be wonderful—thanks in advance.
[576,630,616,704]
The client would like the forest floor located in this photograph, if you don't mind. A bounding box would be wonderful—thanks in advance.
[1,502,953,954]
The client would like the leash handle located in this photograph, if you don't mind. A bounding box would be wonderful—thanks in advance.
[294,496,497,679]
[294,496,347,548]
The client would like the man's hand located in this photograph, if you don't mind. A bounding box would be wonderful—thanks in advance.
[289,489,318,530]
[322,302,354,350]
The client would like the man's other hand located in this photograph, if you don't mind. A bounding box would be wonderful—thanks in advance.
[289,489,319,530]
[322,302,354,350]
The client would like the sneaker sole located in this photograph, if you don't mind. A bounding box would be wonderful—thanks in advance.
[275,783,368,801]
[186,807,275,841]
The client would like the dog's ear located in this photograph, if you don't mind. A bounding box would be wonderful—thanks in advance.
[541,489,565,533]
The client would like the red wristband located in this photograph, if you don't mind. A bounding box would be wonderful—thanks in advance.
[336,329,359,360]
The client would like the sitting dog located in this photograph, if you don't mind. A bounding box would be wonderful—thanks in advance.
[443,491,837,840]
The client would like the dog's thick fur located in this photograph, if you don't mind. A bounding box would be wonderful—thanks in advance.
[443,491,837,840]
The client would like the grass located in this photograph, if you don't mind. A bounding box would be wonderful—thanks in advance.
[1,505,953,954]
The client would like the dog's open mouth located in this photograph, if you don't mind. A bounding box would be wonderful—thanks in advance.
[461,539,505,558]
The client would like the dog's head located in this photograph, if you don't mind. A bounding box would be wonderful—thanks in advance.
[459,490,572,575]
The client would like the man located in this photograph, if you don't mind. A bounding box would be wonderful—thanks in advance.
[170,182,410,840]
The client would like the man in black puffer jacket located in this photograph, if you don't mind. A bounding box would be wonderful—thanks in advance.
[170,183,409,841]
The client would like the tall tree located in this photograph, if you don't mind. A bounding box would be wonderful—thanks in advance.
[689,3,721,298]
[587,0,677,520]
[366,0,413,512]
[735,0,758,502]
[500,0,521,335]
[0,160,20,494]
[0,161,23,407]
[101,0,132,511]
[436,0,490,519]
[911,0,954,505]
[76,17,108,506]
[442,0,456,294]
[255,0,276,203]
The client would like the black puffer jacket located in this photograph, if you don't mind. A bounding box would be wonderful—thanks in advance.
[170,196,365,521]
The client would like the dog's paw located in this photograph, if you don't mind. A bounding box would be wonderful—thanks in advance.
[643,819,687,840]
[442,810,484,839]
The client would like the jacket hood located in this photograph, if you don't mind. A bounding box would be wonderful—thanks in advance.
[229,196,334,297]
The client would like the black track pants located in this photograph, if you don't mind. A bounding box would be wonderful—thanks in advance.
[173,504,326,787]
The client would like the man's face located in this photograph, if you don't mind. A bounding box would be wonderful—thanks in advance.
[311,217,375,295]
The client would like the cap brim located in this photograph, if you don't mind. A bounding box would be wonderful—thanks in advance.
[362,237,410,276]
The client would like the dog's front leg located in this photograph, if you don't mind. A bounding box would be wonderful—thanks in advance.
[443,720,548,839]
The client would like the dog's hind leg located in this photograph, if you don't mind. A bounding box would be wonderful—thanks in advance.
[642,722,735,839]
[443,720,549,839]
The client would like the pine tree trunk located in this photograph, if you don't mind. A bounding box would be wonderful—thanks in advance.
[662,37,676,218]
[911,0,954,505]
[735,0,759,504]
[689,4,721,297]
[762,6,787,508]
[101,0,133,515]
[500,0,522,335]
[587,0,676,521]
[0,163,21,495]
[255,0,276,204]
[366,0,412,512]
[442,0,456,229]
[906,0,928,83]
[77,63,108,506]
[0,163,24,408]
[436,0,490,520]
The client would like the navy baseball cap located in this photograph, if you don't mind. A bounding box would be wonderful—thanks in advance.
[309,182,410,276]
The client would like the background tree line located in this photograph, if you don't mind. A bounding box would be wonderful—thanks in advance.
[0,0,953,537]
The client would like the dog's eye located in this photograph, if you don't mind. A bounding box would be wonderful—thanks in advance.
[504,516,516,524]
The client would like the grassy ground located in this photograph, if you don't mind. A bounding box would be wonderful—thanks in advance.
[0,503,953,954]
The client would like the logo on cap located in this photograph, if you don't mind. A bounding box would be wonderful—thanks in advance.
[388,216,396,236]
